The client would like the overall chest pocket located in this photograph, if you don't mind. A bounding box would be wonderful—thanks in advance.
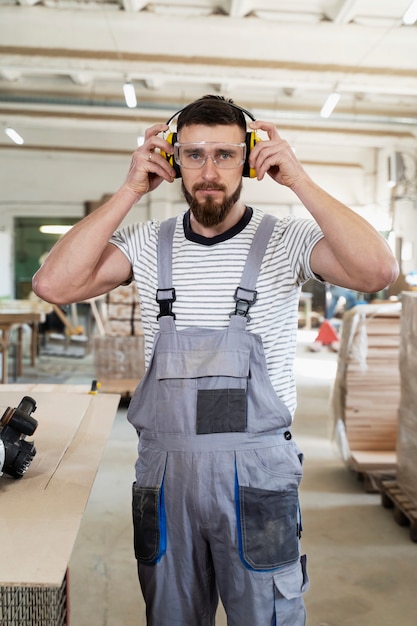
[156,349,250,434]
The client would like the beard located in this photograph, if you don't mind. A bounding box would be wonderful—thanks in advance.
[181,180,243,228]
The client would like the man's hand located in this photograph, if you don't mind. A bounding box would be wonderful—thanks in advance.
[248,121,307,189]
[125,123,177,196]
[246,122,398,293]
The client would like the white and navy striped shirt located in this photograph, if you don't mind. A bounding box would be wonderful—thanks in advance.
[110,206,324,417]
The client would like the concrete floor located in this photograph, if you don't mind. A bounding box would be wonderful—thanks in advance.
[19,329,417,625]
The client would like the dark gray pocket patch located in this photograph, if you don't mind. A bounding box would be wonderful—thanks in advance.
[132,482,166,564]
[196,388,247,434]
[238,485,299,570]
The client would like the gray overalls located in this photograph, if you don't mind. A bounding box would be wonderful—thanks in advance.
[127,214,309,626]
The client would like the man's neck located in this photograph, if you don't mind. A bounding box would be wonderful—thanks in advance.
[189,201,246,238]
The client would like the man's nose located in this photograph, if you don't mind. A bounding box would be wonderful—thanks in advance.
[201,155,218,178]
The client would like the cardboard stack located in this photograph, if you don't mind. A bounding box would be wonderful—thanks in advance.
[93,282,145,396]
[331,302,401,473]
[397,292,417,506]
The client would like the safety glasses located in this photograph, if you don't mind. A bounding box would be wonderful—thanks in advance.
[173,141,246,169]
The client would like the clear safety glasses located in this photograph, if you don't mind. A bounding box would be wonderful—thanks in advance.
[173,141,246,169]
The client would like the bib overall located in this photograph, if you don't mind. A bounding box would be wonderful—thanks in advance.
[127,214,309,626]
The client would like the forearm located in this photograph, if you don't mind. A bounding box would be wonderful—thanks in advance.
[291,175,399,292]
[33,122,176,304]
[248,120,398,292]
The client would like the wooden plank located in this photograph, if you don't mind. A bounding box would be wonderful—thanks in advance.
[0,388,120,587]
[350,450,397,472]
[98,378,138,397]
[0,391,88,490]
[349,450,396,493]
[0,383,91,394]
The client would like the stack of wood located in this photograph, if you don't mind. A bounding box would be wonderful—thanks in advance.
[93,282,145,397]
[331,302,401,475]
[397,292,417,506]
[102,282,143,337]
[377,293,417,541]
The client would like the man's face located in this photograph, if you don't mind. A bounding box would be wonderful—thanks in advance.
[178,124,245,228]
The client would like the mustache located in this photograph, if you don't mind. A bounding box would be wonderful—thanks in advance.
[192,183,226,192]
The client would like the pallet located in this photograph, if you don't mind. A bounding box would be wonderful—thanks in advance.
[354,468,396,493]
[349,451,397,493]
[380,480,417,542]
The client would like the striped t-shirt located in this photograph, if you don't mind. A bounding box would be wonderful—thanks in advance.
[110,206,324,417]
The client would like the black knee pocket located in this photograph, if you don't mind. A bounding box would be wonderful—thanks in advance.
[235,444,303,571]
[132,482,167,564]
[237,485,299,570]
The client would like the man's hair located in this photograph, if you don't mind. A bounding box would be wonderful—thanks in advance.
[176,95,247,134]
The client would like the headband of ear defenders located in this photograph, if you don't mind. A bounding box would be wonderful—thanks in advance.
[160,102,259,179]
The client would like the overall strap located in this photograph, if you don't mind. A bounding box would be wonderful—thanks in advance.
[156,217,177,327]
[156,213,277,329]
[230,213,277,328]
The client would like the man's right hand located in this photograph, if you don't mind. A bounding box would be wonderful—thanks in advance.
[125,123,177,196]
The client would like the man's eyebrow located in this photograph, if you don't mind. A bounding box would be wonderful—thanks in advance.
[182,146,204,153]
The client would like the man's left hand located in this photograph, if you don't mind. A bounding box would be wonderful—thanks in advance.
[248,121,307,189]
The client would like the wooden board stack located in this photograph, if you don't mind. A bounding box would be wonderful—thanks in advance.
[331,302,401,473]
[102,282,143,336]
[93,283,145,397]
[397,292,417,506]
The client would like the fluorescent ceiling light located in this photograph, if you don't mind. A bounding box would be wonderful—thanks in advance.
[403,0,417,24]
[39,225,73,235]
[123,81,137,108]
[4,127,24,145]
[320,92,341,118]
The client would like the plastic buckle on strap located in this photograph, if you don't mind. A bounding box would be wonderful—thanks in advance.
[156,288,176,319]
[231,286,257,320]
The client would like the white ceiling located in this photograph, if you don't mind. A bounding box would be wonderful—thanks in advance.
[1,0,417,157]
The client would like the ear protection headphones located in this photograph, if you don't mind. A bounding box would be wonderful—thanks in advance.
[160,102,259,179]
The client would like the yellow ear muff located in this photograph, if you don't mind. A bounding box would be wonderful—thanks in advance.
[244,131,261,178]
[160,132,181,178]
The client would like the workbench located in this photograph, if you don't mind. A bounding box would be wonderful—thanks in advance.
[0,385,120,625]
[0,311,42,384]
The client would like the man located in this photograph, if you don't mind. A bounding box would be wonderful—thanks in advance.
[325,284,359,320]
[33,96,398,626]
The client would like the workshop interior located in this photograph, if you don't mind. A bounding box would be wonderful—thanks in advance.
[1,1,417,625]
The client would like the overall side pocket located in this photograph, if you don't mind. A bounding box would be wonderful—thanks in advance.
[237,483,299,570]
[132,446,168,565]
[132,481,167,564]
[235,447,301,571]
